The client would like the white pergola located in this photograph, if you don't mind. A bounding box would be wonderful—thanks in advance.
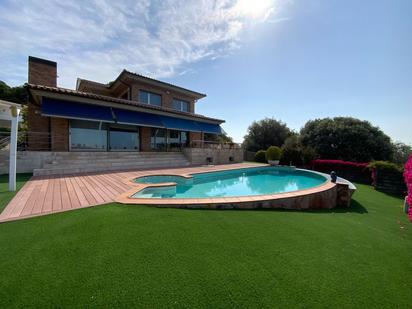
[0,100,22,191]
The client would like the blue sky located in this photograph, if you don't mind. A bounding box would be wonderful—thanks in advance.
[1,0,411,144]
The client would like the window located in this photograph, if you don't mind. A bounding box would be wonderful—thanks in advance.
[70,120,108,151]
[151,128,167,151]
[139,90,161,106]
[172,99,189,112]
[168,130,189,150]
[151,129,189,151]
[109,124,139,151]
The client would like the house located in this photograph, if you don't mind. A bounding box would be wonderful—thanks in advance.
[0,56,242,175]
[26,56,225,152]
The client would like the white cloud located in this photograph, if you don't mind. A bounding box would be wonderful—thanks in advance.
[0,0,282,88]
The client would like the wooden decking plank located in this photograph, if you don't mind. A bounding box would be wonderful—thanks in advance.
[60,177,72,210]
[64,177,81,209]
[93,175,122,196]
[99,174,131,192]
[83,175,113,202]
[76,175,104,204]
[31,176,50,214]
[20,177,45,216]
[0,177,36,218]
[52,176,62,211]
[72,176,97,205]
[42,175,55,213]
[67,177,89,207]
[7,177,39,218]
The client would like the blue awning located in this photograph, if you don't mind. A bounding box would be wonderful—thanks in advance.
[41,97,114,122]
[159,115,201,132]
[194,121,223,134]
[113,108,164,128]
[41,97,223,133]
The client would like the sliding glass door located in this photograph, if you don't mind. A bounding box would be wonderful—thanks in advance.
[109,125,139,151]
[70,120,139,151]
[70,120,108,151]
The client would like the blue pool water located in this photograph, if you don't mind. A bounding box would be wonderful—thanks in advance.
[132,167,327,199]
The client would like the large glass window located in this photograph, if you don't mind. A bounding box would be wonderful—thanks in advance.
[171,99,189,112]
[151,128,167,151]
[139,90,161,106]
[168,130,189,150]
[109,124,139,151]
[70,120,108,151]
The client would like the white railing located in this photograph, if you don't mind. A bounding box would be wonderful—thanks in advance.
[189,140,242,149]
[0,135,10,150]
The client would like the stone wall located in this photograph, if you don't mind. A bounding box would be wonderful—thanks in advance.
[0,151,55,174]
[183,147,243,165]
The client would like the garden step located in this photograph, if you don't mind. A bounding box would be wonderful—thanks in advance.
[33,152,191,176]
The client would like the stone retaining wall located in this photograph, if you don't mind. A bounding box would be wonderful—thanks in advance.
[183,147,243,165]
[0,151,55,174]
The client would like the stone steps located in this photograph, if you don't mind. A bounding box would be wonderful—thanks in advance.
[33,152,191,176]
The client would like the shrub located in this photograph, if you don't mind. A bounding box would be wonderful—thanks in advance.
[368,161,406,195]
[310,159,370,184]
[266,146,282,161]
[368,161,403,173]
[280,135,317,167]
[255,150,267,163]
[404,155,412,221]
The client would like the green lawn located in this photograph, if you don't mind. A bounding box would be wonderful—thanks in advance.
[0,176,411,308]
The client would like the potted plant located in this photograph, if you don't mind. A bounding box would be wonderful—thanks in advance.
[266,146,282,165]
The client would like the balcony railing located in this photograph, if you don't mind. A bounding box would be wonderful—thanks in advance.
[0,132,242,152]
[0,131,68,151]
[189,140,242,149]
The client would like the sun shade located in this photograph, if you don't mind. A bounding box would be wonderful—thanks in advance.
[41,97,114,122]
[194,121,223,134]
[113,108,164,128]
[158,115,201,132]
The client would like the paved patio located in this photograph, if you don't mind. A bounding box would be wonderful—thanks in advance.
[0,163,262,222]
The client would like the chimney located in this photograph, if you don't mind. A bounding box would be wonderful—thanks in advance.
[28,56,57,87]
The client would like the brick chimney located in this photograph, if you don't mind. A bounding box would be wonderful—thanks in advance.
[28,56,57,87]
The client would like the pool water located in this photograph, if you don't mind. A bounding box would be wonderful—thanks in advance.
[132,167,327,199]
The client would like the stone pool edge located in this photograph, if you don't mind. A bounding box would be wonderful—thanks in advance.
[115,166,352,210]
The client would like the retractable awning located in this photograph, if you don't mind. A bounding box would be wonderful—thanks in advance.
[41,97,223,133]
[195,121,223,134]
[113,108,164,128]
[159,115,201,132]
[41,98,114,122]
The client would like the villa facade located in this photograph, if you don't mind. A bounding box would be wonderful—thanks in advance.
[26,56,224,152]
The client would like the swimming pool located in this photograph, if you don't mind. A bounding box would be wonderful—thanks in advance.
[132,167,328,199]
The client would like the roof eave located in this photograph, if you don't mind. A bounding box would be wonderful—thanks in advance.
[27,84,224,124]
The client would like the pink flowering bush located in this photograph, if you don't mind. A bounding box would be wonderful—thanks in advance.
[311,159,369,170]
[403,155,412,221]
[310,160,371,183]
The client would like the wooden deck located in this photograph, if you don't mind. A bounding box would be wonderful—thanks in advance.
[0,163,262,222]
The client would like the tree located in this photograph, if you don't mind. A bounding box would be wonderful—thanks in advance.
[280,135,317,166]
[0,81,28,132]
[243,118,293,152]
[392,142,412,164]
[204,133,234,144]
[300,117,393,162]
[0,81,27,104]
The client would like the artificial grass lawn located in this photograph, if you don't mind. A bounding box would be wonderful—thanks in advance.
[0,177,411,308]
